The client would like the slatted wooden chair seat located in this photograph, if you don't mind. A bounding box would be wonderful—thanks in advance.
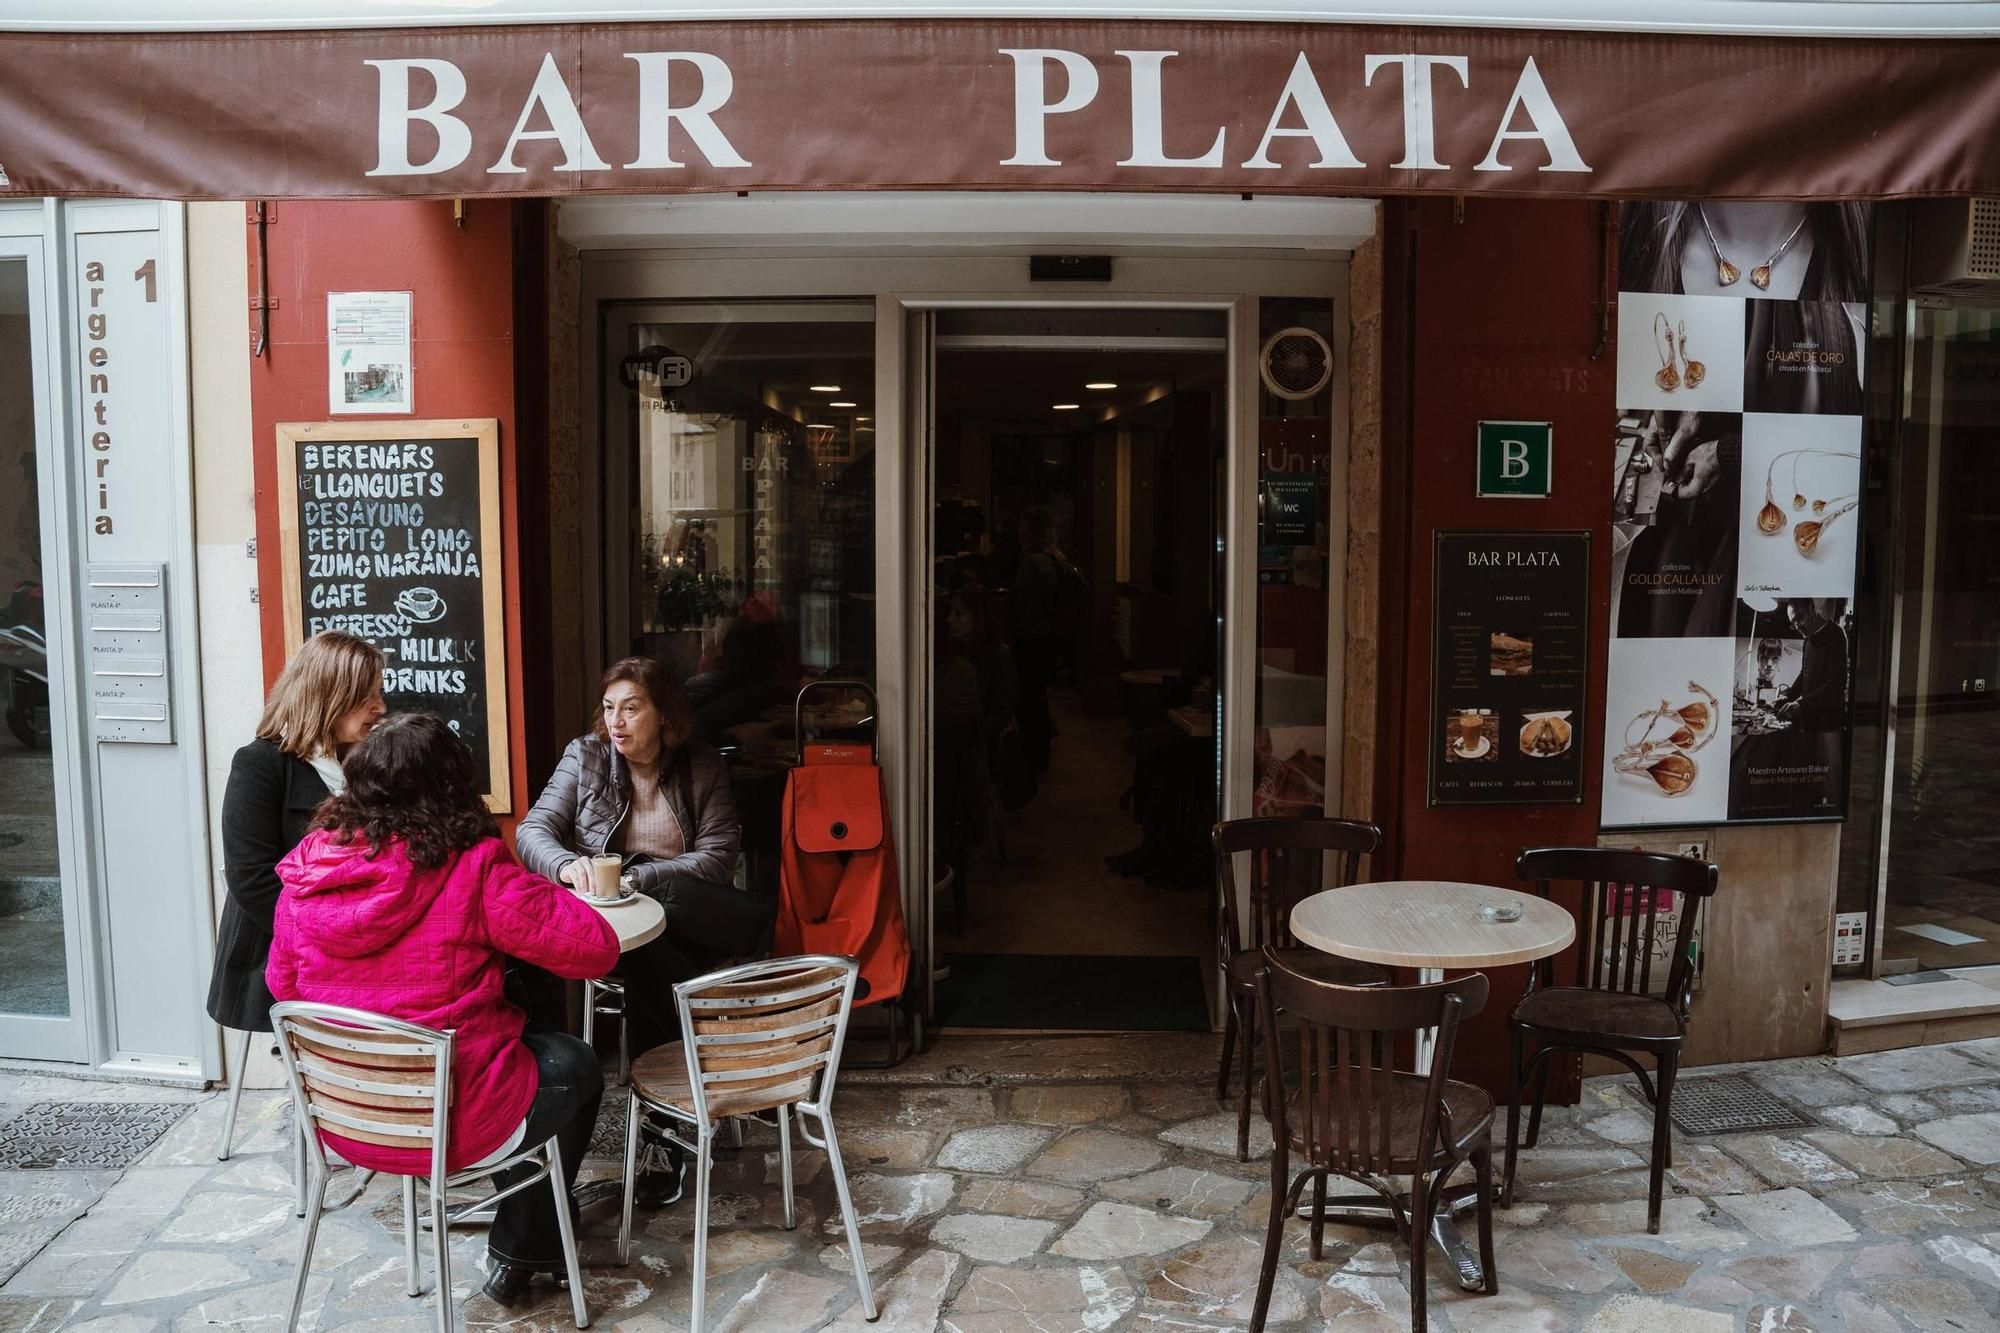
[270,1002,590,1333]
[618,955,875,1333]
[1214,816,1388,1163]
[1281,1076,1494,1168]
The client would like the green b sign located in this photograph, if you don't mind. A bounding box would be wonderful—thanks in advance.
[1476,421,1553,498]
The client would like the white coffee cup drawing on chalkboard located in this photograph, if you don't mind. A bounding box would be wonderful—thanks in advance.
[395,586,447,624]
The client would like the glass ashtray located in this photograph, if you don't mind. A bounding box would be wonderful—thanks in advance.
[1479,901,1524,924]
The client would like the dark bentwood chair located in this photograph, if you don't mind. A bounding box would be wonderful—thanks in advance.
[1214,817,1388,1162]
[1504,847,1720,1235]
[1251,954,1497,1333]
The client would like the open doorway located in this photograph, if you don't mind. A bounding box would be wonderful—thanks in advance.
[926,308,1226,1032]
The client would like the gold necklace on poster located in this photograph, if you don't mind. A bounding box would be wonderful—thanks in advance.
[1755,449,1860,555]
[1697,205,1810,290]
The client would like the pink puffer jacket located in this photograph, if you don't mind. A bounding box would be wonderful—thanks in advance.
[270,831,620,1173]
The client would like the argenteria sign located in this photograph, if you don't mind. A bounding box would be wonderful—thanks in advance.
[1,19,1997,201]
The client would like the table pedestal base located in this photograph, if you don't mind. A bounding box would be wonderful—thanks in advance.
[1296,1184,1486,1291]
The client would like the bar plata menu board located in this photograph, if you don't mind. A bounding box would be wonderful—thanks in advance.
[275,420,512,812]
[1429,530,1591,807]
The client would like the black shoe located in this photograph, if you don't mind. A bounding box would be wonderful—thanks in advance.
[482,1262,535,1309]
[634,1128,687,1208]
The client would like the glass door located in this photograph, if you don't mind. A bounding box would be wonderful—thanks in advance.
[0,234,89,1061]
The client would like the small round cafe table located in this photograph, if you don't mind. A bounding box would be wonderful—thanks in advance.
[1286,880,1576,1292]
[577,889,666,952]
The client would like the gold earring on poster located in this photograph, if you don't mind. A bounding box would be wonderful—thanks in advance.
[1654,312,1681,392]
[1677,320,1705,389]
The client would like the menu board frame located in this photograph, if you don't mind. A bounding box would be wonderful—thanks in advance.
[1428,529,1592,808]
[274,418,512,812]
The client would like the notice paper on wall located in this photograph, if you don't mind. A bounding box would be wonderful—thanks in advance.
[1602,202,1869,827]
[327,291,413,415]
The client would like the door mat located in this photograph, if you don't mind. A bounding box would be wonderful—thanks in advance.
[0,1101,191,1169]
[1666,1075,1813,1136]
[935,953,1212,1032]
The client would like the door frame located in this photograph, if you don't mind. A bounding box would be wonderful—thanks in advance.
[0,221,93,1062]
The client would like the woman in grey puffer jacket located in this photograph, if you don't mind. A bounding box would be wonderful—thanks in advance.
[518,657,771,1049]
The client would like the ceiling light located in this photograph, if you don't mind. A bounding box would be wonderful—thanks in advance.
[810,384,842,393]
[855,416,871,423]
[1052,403,1080,411]
[1085,381,1118,390]
[829,400,857,408]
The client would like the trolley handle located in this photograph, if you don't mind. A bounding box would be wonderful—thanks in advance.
[794,679,879,764]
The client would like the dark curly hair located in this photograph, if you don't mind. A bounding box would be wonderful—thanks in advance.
[314,712,496,870]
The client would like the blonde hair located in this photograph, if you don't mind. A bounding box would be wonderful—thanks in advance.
[255,631,386,759]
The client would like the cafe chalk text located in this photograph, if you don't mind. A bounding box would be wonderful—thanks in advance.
[364,48,1591,179]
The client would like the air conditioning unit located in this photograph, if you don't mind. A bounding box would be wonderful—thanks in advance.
[1911,198,2000,300]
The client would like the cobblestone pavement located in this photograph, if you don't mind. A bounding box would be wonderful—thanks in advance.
[1,1035,1998,1331]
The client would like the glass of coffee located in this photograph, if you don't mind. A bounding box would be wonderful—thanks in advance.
[589,853,624,900]
[1458,711,1484,749]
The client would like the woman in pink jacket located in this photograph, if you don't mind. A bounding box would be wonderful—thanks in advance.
[270,712,620,1309]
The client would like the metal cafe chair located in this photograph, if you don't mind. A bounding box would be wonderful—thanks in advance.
[618,955,876,1333]
[269,1001,590,1333]
[1250,954,1497,1333]
[217,1026,351,1221]
[582,977,631,1085]
[1503,847,1720,1235]
[1214,816,1389,1162]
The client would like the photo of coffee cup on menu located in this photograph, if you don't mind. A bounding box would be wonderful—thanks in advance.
[1445,709,1495,762]
[1459,712,1483,747]
[589,853,624,900]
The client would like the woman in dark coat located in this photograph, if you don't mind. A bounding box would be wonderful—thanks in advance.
[205,631,385,1066]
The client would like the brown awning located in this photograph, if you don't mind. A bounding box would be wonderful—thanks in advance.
[1,19,1996,201]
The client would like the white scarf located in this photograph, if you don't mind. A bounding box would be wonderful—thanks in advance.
[308,751,346,797]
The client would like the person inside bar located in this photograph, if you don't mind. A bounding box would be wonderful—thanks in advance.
[516,657,766,1203]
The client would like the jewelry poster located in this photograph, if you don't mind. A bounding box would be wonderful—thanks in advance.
[1603,202,1869,827]
[1429,530,1590,807]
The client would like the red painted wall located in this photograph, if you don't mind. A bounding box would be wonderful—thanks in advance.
[247,200,531,827]
[1377,198,1617,1094]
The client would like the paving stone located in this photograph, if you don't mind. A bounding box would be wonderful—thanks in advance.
[703,1228,804,1277]
[1582,1109,1656,1146]
[1028,1129,1166,1185]
[1498,1233,1622,1293]
[1139,1233,1307,1324]
[1747,1306,1821,1333]
[1443,1291,1572,1332]
[1879,1093,1943,1122]
[833,1087,996,1131]
[0,1171,111,1284]
[100,1252,252,1306]
[1318,1265,1410,1332]
[1925,1234,2000,1291]
[935,1125,1057,1174]
[1584,1293,1733,1332]
[1716,1134,1858,1187]
[829,1172,955,1238]
[1833,1291,1908,1333]
[1051,1202,1210,1261]
[1099,1166,1257,1221]
[954,1178,1084,1220]
[1130,1084,1226,1124]
[1853,1242,1929,1278]
[1561,1196,1749,1251]
[942,1263,1137,1332]
[1805,1129,1968,1179]
[822,1248,960,1333]
[1718,1251,1845,1300]
[154,1190,298,1245]
[1715,1189,1857,1247]
[1869,1274,2000,1332]
[87,1167,209,1222]
[1006,1086,1129,1125]
[836,1126,938,1170]
[928,1213,1059,1264]
[1507,1147,1652,1203]
[1958,1037,2000,1067]
[711,1268,846,1332]
[1154,1113,1271,1160]
[1747,1064,1868,1108]
[1830,1178,2000,1236]
[167,1275,333,1332]
[817,1240,904,1274]
[1608,1246,1697,1293]
[1681,1271,1755,1306]
[1914,1113,2000,1165]
[1932,1083,2000,1114]
[0,1300,82,1333]
[1818,1104,1900,1135]
[1666,1143,1765,1196]
[1838,1045,1997,1093]
[43,1319,154,1333]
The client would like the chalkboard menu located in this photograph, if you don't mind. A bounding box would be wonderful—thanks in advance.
[275,420,511,811]
[1428,530,1591,807]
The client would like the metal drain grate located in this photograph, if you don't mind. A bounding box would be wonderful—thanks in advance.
[585,1089,632,1164]
[1668,1075,1813,1136]
[0,1101,190,1169]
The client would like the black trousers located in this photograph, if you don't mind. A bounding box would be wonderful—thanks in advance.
[620,875,776,1056]
[485,1032,603,1269]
